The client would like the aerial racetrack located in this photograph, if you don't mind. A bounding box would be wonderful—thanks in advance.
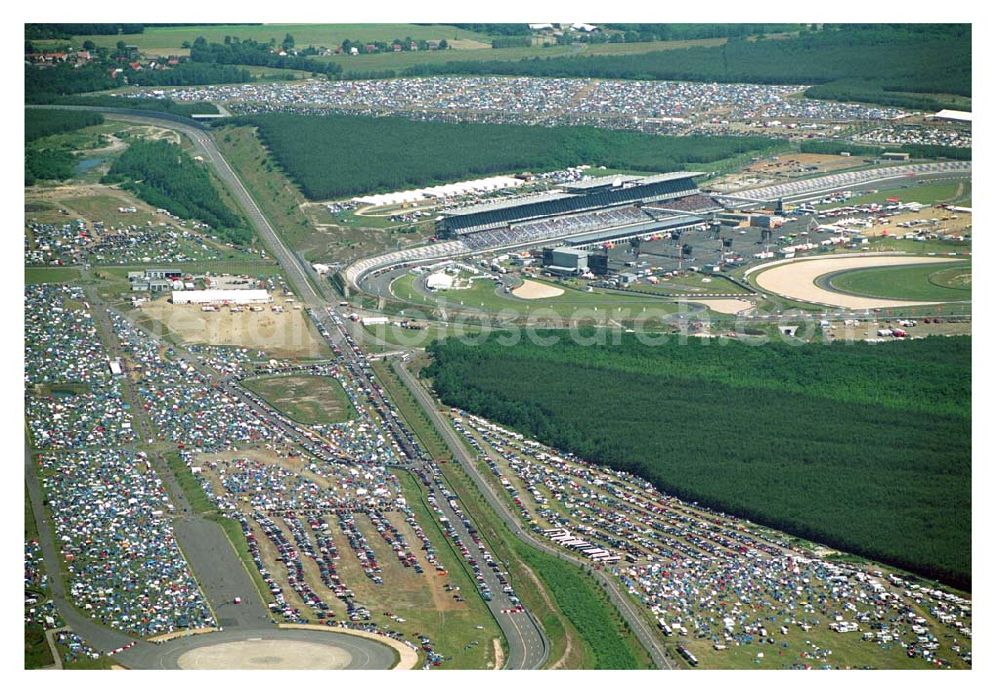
[747,254,968,309]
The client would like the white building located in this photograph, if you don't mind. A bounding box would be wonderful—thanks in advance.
[426,272,455,291]
[171,289,272,305]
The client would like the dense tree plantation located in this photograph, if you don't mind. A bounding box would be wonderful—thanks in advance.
[103,139,251,244]
[231,113,780,200]
[426,333,971,589]
[26,109,104,142]
[400,25,970,111]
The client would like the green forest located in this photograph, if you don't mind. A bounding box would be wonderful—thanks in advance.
[231,113,781,200]
[399,25,970,111]
[25,109,105,185]
[103,139,251,244]
[425,333,971,589]
[26,109,103,142]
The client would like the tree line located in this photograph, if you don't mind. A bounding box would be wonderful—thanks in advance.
[800,140,970,160]
[230,112,780,200]
[103,139,251,244]
[189,36,342,77]
[425,333,971,589]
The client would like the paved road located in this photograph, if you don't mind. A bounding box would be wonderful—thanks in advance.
[391,360,676,670]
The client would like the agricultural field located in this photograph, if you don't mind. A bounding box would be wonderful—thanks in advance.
[320,37,731,76]
[425,332,971,589]
[242,375,355,425]
[824,261,971,302]
[35,24,497,56]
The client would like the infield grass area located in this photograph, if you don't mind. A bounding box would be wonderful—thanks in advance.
[825,261,970,302]
[391,273,685,320]
[242,375,355,425]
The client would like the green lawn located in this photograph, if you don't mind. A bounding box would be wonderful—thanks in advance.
[242,374,355,425]
[825,261,970,302]
[25,266,81,284]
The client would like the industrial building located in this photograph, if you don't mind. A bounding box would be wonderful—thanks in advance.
[170,289,272,305]
[542,247,590,275]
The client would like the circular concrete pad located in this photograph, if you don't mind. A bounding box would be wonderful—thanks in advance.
[177,639,352,670]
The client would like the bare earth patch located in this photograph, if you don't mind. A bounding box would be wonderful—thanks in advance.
[513,279,565,300]
[138,292,327,357]
[751,255,958,309]
[177,639,351,669]
[681,298,756,315]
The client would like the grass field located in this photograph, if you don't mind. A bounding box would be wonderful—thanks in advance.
[24,267,81,284]
[242,375,355,425]
[825,261,970,302]
[625,273,751,295]
[819,180,971,209]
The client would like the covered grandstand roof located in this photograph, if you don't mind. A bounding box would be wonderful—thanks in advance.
[441,191,575,218]
[561,175,643,192]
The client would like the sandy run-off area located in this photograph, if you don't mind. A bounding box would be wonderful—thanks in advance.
[750,255,959,309]
[177,639,352,670]
[513,279,565,299]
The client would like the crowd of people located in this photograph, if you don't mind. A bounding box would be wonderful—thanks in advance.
[451,411,972,668]
[38,449,215,636]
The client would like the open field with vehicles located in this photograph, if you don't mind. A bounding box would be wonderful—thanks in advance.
[242,375,355,425]
[378,358,652,668]
[426,332,971,589]
[815,179,971,210]
[824,261,970,303]
[450,409,971,669]
[135,293,329,358]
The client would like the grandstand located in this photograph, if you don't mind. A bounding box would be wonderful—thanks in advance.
[437,171,705,239]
